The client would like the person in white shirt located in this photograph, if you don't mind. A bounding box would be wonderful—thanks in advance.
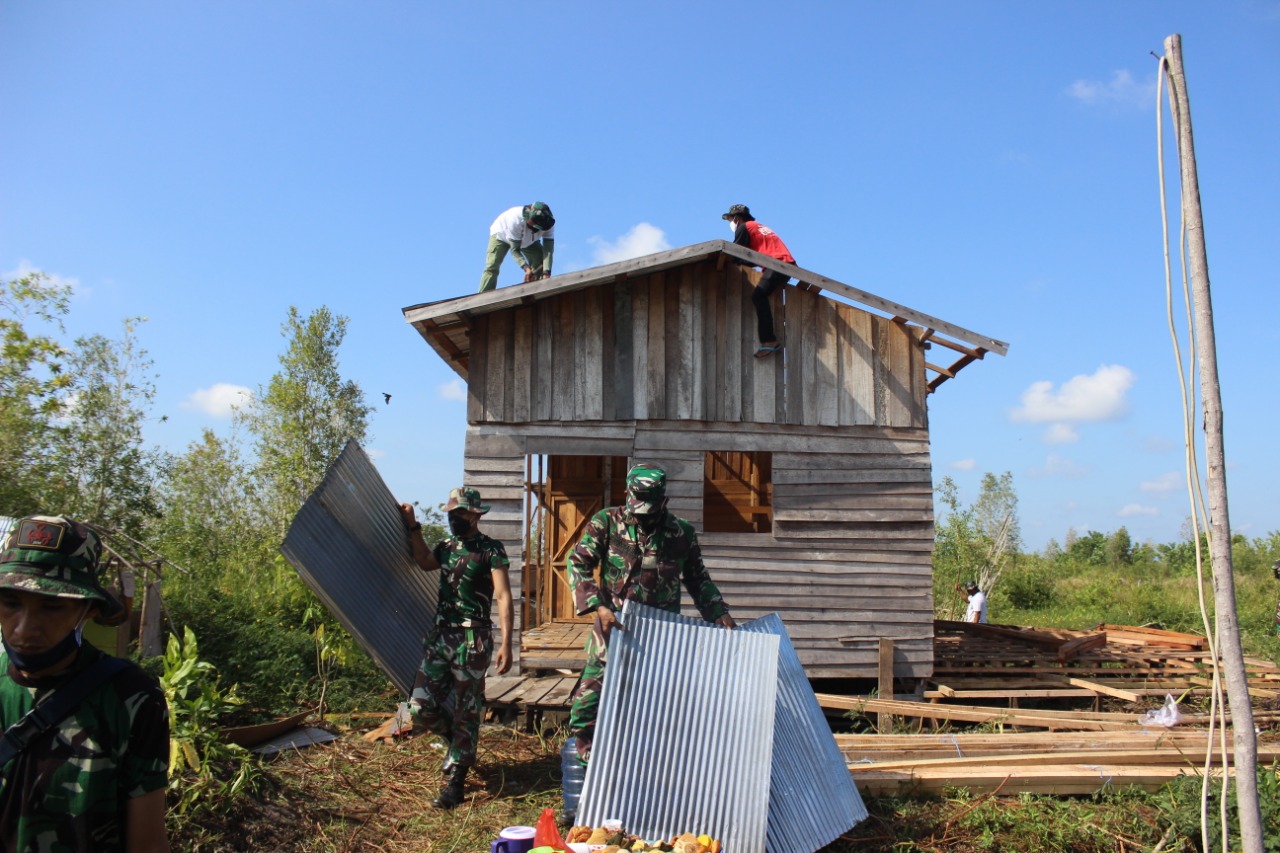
[958,580,988,624]
[478,203,555,292]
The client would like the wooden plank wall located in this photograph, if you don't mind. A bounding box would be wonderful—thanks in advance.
[466,261,928,430]
[463,421,935,679]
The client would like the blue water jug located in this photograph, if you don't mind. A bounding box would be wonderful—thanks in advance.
[560,739,586,823]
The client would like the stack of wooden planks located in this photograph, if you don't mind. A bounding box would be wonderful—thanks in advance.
[929,620,1280,706]
[840,730,1280,796]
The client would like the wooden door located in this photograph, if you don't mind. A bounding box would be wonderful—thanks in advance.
[525,455,628,627]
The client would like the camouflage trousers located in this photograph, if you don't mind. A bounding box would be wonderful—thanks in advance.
[410,624,493,768]
[1275,594,1280,635]
[567,627,608,760]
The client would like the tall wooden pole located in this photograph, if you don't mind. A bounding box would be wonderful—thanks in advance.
[1163,33,1262,853]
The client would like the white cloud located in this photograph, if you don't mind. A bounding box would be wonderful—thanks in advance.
[438,378,466,402]
[588,223,672,265]
[1118,503,1159,518]
[1066,69,1155,110]
[182,383,252,418]
[1027,452,1090,480]
[1043,423,1079,445]
[5,260,86,297]
[1011,364,1135,443]
[950,458,977,471]
[1140,471,1183,496]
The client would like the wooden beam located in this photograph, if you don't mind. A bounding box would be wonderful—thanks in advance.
[878,638,895,732]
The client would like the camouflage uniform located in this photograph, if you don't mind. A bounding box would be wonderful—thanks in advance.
[567,465,730,754]
[0,644,169,852]
[410,531,509,768]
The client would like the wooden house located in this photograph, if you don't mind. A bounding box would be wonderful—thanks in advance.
[403,240,1007,679]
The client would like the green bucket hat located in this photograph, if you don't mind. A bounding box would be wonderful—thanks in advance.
[625,464,667,515]
[440,487,490,515]
[0,515,122,618]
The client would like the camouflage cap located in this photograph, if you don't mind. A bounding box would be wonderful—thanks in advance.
[0,515,122,617]
[441,487,490,515]
[625,464,667,515]
[721,203,754,221]
[524,201,555,231]
[963,581,980,594]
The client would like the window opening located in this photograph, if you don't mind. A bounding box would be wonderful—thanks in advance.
[703,451,773,534]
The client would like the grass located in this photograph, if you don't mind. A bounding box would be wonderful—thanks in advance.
[168,720,1239,853]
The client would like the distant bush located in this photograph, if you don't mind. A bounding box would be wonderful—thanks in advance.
[998,566,1056,611]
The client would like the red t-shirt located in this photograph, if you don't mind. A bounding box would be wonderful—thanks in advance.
[739,221,795,264]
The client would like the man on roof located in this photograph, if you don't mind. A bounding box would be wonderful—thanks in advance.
[400,488,513,809]
[565,464,735,767]
[478,202,556,292]
[0,515,170,852]
[722,203,797,359]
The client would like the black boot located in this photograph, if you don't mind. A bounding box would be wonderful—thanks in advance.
[432,764,469,809]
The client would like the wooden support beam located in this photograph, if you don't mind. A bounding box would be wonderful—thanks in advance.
[878,638,895,732]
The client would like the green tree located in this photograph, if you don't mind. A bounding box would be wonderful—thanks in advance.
[51,317,168,532]
[933,471,1022,619]
[0,272,74,515]
[237,306,373,534]
[1106,526,1133,567]
[153,428,273,594]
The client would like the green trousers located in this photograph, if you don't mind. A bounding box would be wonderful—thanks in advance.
[478,236,545,293]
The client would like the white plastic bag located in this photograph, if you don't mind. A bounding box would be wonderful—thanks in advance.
[1138,693,1183,728]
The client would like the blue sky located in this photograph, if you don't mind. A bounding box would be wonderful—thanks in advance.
[3,1,1277,552]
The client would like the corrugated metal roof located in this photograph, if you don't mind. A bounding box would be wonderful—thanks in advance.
[579,602,779,853]
[577,603,866,853]
[280,440,439,696]
[740,613,868,851]
[0,516,15,546]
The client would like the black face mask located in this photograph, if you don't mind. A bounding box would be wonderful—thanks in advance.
[633,512,662,534]
[3,612,88,674]
[449,515,472,537]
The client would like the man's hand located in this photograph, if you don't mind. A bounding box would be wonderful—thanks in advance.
[596,605,623,642]
[537,269,551,280]
[522,265,535,283]
[716,614,737,629]
[495,642,512,675]
[399,503,420,532]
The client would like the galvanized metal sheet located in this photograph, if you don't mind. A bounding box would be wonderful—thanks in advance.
[580,601,779,853]
[741,613,868,851]
[280,440,438,696]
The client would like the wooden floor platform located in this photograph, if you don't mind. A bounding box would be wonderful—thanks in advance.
[485,618,1280,727]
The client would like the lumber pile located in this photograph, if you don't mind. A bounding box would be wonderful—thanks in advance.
[818,621,1280,796]
[841,730,1280,796]
[930,620,1280,705]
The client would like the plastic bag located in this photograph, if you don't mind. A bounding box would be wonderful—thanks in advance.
[1138,693,1183,728]
[534,807,567,851]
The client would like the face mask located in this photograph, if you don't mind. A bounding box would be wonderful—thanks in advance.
[3,604,90,673]
[634,511,662,534]
[449,515,472,537]
[727,220,738,235]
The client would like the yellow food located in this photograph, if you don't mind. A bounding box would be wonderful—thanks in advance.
[587,828,611,845]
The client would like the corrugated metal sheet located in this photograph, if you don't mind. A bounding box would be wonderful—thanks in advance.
[580,602,779,853]
[280,440,438,696]
[577,604,866,853]
[0,516,15,546]
[740,613,868,851]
